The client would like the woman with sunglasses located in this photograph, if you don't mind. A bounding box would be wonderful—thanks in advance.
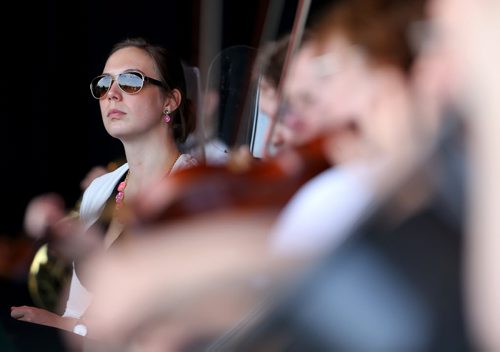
[10,37,198,337]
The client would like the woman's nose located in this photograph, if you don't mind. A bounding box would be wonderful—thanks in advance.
[107,80,121,100]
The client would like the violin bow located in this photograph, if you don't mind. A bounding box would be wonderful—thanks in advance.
[263,0,312,158]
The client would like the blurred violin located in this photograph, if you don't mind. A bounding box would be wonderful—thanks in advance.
[132,136,331,225]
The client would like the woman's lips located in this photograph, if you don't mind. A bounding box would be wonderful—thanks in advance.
[108,109,125,118]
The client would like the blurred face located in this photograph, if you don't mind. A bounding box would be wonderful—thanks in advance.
[280,44,325,146]
[312,33,426,168]
[272,36,380,150]
[311,35,379,132]
[99,47,168,141]
[264,34,417,163]
[266,119,295,156]
[264,35,384,160]
[258,77,279,119]
[267,44,356,153]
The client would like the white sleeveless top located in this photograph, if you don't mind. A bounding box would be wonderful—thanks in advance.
[62,154,198,318]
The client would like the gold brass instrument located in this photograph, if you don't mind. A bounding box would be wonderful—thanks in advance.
[28,242,72,314]
[27,160,124,314]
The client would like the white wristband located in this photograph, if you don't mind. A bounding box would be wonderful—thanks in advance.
[73,322,88,337]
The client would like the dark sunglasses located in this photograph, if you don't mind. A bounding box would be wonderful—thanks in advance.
[90,71,166,99]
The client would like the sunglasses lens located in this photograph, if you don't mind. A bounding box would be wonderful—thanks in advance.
[117,72,144,94]
[91,75,112,99]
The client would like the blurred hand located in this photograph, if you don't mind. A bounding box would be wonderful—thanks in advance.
[10,305,75,331]
[23,194,66,240]
[23,192,103,262]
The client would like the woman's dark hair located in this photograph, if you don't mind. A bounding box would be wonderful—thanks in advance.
[110,37,196,143]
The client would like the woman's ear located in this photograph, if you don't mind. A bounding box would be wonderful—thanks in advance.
[166,89,182,112]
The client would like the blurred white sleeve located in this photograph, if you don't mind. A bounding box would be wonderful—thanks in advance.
[269,163,376,258]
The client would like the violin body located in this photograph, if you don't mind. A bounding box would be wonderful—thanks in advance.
[133,137,331,225]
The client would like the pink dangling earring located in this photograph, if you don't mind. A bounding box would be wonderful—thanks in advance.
[162,108,171,123]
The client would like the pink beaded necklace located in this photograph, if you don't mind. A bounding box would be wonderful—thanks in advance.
[115,172,129,209]
[115,154,181,209]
